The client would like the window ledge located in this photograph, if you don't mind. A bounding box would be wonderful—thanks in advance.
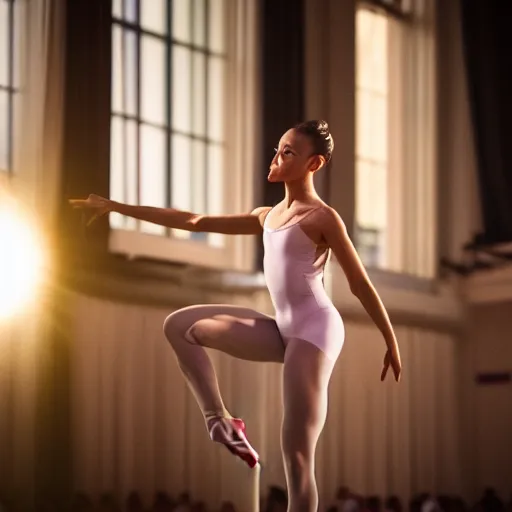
[62,249,467,331]
[330,264,467,331]
[464,264,512,304]
[60,249,268,309]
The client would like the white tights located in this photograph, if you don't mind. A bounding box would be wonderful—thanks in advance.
[163,304,335,512]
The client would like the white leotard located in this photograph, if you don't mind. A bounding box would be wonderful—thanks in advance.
[263,209,345,360]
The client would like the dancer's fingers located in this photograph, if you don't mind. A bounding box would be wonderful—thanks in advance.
[69,199,87,207]
[393,361,401,382]
[380,361,389,381]
[381,350,389,381]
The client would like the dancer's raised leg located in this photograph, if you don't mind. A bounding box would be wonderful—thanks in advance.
[163,304,285,466]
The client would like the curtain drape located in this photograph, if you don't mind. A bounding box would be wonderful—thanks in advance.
[459,1,512,246]
[386,0,437,277]
[0,0,67,509]
[69,293,463,512]
[257,0,305,268]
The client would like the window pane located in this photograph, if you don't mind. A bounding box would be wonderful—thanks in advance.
[141,0,167,35]
[13,0,23,89]
[0,91,8,172]
[356,89,369,158]
[0,1,9,86]
[171,133,191,240]
[207,56,224,142]
[172,0,191,43]
[140,124,166,235]
[172,46,191,133]
[125,120,138,230]
[171,133,191,210]
[356,89,387,164]
[207,144,224,247]
[356,226,385,268]
[209,0,225,53]
[141,35,166,125]
[356,8,390,268]
[356,9,388,94]
[124,0,138,23]
[192,51,206,136]
[112,0,123,19]
[372,94,387,163]
[193,0,206,47]
[112,25,124,113]
[12,91,20,165]
[191,139,206,212]
[356,160,387,230]
[124,29,138,116]
[110,116,125,229]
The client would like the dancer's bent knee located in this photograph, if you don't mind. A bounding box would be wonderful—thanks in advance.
[184,320,207,345]
[163,313,219,347]
[163,310,192,347]
[184,316,231,346]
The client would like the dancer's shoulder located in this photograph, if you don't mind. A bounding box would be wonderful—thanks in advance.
[314,205,348,233]
[251,205,272,216]
[250,205,273,227]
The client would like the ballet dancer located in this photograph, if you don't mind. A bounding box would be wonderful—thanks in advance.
[70,120,402,512]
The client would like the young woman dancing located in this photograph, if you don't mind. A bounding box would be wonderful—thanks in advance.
[71,120,402,512]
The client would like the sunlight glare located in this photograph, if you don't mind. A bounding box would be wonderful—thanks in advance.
[0,208,46,319]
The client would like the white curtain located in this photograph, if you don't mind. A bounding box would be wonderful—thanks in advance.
[69,293,464,511]
[12,0,66,224]
[387,0,437,277]
[0,0,66,508]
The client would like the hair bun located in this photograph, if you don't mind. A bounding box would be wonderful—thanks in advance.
[294,119,334,164]
[317,120,329,131]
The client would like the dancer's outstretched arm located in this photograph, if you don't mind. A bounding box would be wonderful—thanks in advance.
[320,206,402,382]
[69,194,270,235]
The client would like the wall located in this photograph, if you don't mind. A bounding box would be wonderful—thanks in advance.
[437,0,512,500]
[461,302,512,499]
[68,291,464,510]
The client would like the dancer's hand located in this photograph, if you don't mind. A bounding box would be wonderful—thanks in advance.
[69,194,114,226]
[381,345,401,382]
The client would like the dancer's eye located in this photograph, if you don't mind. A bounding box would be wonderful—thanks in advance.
[284,149,293,156]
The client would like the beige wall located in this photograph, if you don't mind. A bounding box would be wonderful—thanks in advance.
[69,291,464,510]
[437,0,512,500]
[461,302,512,500]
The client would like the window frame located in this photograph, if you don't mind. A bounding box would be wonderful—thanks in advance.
[354,0,438,279]
[0,0,17,177]
[359,0,411,20]
[108,0,261,273]
[354,7,391,268]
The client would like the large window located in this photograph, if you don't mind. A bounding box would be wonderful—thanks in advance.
[355,8,389,268]
[110,0,257,269]
[0,0,20,176]
[355,0,437,278]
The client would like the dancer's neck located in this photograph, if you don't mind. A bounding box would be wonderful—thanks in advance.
[283,172,321,208]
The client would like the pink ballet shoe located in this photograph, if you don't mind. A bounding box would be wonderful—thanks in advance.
[207,417,259,468]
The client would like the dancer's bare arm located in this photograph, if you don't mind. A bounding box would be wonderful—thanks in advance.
[320,206,402,382]
[69,194,270,235]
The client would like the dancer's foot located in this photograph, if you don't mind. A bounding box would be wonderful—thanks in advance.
[207,416,259,468]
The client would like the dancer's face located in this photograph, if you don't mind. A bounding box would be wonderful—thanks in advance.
[267,129,324,183]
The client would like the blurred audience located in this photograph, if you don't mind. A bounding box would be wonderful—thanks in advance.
[0,484,510,512]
